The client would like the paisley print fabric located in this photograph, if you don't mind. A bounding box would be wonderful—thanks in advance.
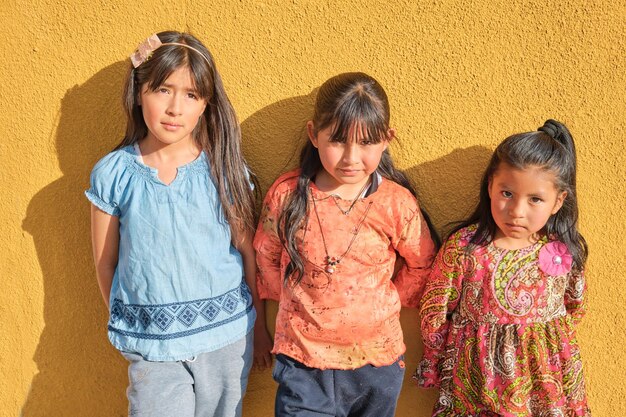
[416,225,590,417]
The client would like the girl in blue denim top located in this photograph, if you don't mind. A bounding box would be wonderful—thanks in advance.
[86,31,272,417]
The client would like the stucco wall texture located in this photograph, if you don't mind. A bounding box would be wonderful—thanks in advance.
[1,1,623,416]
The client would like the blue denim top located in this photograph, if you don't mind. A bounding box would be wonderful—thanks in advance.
[85,145,255,361]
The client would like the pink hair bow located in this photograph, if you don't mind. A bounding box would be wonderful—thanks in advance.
[130,34,162,68]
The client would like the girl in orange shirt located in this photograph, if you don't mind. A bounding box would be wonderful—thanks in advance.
[254,72,438,417]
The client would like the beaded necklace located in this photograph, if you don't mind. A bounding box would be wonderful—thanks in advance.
[310,190,373,274]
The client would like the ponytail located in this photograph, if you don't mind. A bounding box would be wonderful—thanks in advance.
[538,120,588,271]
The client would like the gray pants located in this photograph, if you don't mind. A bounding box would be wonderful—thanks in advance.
[121,331,253,417]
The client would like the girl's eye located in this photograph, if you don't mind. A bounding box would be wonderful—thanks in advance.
[501,191,513,198]
[530,197,543,204]
[360,139,373,146]
[187,92,198,100]
[328,138,345,146]
[158,87,169,94]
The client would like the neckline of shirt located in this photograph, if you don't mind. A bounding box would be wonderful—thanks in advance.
[309,172,383,201]
[488,234,548,253]
[123,144,207,186]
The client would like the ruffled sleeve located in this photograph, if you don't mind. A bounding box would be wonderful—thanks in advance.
[392,204,436,308]
[415,228,467,388]
[85,151,126,216]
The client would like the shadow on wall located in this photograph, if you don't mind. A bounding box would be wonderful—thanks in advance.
[406,146,493,238]
[21,62,129,417]
[240,88,492,232]
[19,66,493,416]
[240,86,493,236]
[240,90,316,196]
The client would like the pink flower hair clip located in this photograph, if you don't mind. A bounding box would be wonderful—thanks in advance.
[538,241,573,276]
[130,34,162,68]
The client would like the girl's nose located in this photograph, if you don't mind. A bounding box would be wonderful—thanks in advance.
[508,200,525,217]
[342,142,360,164]
[166,95,183,115]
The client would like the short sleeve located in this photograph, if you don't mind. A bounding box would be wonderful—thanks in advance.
[85,151,123,216]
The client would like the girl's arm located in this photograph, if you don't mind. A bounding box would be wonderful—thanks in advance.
[235,231,273,369]
[564,268,586,324]
[393,208,437,307]
[90,205,119,309]
[253,190,286,302]
[415,233,465,388]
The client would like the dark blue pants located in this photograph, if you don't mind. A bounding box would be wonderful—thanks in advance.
[273,354,405,417]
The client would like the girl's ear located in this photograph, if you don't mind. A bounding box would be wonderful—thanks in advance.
[307,121,318,148]
[383,128,396,151]
[551,191,568,215]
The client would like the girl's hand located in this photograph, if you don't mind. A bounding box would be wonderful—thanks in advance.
[234,232,274,369]
[253,323,273,370]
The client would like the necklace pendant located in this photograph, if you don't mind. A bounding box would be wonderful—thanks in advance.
[325,265,335,274]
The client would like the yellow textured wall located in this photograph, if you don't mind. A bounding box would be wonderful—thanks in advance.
[1,1,624,416]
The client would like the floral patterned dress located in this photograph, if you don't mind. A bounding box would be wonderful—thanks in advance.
[415,225,590,417]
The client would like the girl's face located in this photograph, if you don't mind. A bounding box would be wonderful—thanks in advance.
[308,121,391,197]
[139,66,207,149]
[488,163,567,249]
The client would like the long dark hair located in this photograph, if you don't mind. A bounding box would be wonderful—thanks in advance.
[116,31,256,239]
[277,72,439,286]
[452,119,588,271]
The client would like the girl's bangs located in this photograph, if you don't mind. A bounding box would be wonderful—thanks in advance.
[143,47,213,100]
[328,102,387,143]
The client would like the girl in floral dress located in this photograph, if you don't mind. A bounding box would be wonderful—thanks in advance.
[415,120,591,417]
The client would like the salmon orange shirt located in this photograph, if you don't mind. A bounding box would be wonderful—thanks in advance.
[254,170,436,370]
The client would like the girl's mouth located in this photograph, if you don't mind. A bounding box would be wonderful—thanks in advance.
[339,169,360,176]
[162,122,182,130]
